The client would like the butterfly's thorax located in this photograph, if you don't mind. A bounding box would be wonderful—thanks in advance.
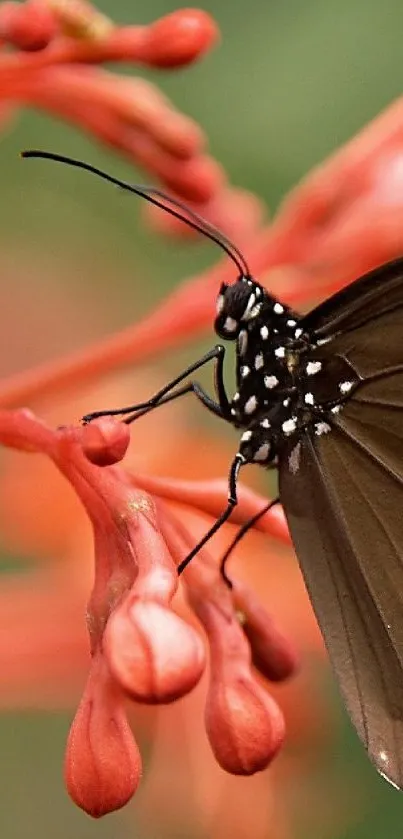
[214,277,361,466]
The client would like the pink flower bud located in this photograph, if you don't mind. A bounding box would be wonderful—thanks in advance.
[141,10,219,68]
[65,654,141,817]
[105,596,205,703]
[0,1,57,50]
[206,674,285,775]
[81,417,130,466]
[193,598,285,775]
[232,579,299,682]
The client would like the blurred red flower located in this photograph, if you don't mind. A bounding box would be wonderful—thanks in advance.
[0,0,263,235]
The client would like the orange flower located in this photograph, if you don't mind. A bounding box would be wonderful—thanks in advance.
[0,384,302,818]
[0,0,264,235]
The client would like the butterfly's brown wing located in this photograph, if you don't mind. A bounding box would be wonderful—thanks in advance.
[279,372,403,788]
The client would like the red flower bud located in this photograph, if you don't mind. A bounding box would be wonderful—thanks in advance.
[232,579,299,682]
[0,1,57,50]
[193,598,285,775]
[206,674,285,775]
[141,10,219,68]
[104,595,205,703]
[65,654,141,817]
[81,417,130,466]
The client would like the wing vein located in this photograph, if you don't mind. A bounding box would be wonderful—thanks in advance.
[321,426,403,779]
[334,414,403,489]
[304,432,370,746]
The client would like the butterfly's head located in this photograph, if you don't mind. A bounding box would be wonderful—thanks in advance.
[214,277,264,340]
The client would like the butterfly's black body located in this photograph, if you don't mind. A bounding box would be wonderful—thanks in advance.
[215,275,361,468]
[23,150,403,793]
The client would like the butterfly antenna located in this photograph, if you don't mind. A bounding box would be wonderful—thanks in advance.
[21,150,251,278]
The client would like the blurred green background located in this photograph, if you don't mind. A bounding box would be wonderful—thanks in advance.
[2,0,403,837]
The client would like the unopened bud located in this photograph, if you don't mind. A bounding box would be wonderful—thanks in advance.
[81,417,130,466]
[65,656,141,817]
[143,9,218,68]
[0,1,57,50]
[205,674,285,775]
[105,596,206,703]
[232,579,299,681]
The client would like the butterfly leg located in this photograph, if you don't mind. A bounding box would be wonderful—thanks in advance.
[220,498,280,587]
[82,345,231,424]
[177,454,244,574]
[117,380,224,423]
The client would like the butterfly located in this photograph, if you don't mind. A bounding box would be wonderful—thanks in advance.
[22,149,403,790]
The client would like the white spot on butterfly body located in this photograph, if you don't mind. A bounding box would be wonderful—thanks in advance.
[224,316,238,333]
[282,418,297,435]
[331,404,341,414]
[248,304,262,319]
[273,303,284,314]
[304,392,314,405]
[306,361,322,375]
[254,443,271,462]
[238,330,248,356]
[241,365,250,378]
[260,326,269,340]
[233,392,240,401]
[254,353,264,370]
[339,381,353,394]
[274,346,285,359]
[287,319,297,327]
[264,375,279,389]
[241,430,252,442]
[295,328,303,339]
[245,395,258,415]
[260,418,271,428]
[242,294,256,320]
[315,422,331,436]
[216,294,224,314]
[282,398,290,407]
